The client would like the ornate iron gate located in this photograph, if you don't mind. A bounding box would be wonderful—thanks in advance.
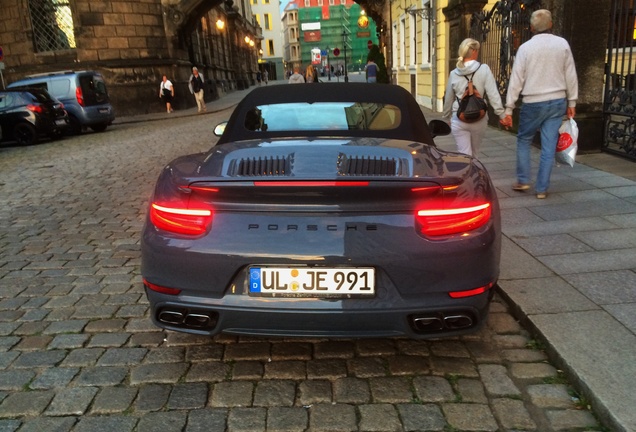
[604,0,636,160]
[469,0,541,99]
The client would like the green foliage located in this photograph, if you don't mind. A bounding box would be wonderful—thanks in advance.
[366,44,389,84]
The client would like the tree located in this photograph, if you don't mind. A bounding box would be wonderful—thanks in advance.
[367,44,389,84]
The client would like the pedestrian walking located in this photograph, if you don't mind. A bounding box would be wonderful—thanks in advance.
[256,71,262,86]
[288,66,305,84]
[442,38,505,156]
[188,66,207,113]
[159,75,175,113]
[500,9,578,199]
[263,69,269,85]
[305,64,317,83]
[365,59,378,83]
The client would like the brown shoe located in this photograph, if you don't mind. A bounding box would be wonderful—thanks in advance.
[536,192,548,199]
[512,183,531,191]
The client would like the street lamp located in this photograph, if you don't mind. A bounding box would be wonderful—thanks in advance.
[325,46,331,81]
[341,31,348,83]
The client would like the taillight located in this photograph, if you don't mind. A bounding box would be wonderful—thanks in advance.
[143,278,181,295]
[416,202,491,236]
[26,104,44,114]
[76,87,84,106]
[149,203,213,236]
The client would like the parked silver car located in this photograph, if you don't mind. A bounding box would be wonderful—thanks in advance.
[8,70,115,134]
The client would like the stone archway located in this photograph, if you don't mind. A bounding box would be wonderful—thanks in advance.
[160,0,225,59]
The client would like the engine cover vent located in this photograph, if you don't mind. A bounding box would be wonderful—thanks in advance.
[233,156,292,177]
[339,155,399,176]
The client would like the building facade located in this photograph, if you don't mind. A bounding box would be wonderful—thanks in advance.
[250,0,285,80]
[282,1,302,74]
[282,0,378,77]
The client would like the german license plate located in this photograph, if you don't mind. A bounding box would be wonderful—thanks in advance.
[98,108,109,114]
[249,267,375,297]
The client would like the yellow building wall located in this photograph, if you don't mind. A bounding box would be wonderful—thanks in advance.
[390,0,503,112]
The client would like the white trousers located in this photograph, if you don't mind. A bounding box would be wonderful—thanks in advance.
[194,89,206,112]
[450,114,488,157]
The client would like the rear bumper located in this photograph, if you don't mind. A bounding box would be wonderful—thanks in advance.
[67,104,115,126]
[144,284,494,339]
[36,116,69,134]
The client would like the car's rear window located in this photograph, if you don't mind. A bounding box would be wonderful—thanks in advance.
[0,93,13,109]
[26,91,51,103]
[79,75,109,105]
[244,102,402,132]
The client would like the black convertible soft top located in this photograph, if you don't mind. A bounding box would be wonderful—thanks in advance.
[216,83,434,145]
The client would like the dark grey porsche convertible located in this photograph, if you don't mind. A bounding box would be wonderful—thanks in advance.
[141,83,501,339]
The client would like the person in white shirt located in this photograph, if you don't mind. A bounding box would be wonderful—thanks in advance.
[443,38,505,156]
[159,75,174,113]
[288,66,305,84]
[500,9,578,199]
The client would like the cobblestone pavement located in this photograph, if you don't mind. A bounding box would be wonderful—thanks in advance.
[0,112,603,431]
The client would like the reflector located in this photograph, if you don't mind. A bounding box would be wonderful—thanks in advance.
[449,282,494,298]
[143,278,181,295]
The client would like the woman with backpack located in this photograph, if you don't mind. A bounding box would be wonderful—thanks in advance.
[442,38,506,156]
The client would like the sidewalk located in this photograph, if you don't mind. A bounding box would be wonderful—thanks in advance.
[423,107,636,432]
[119,86,636,432]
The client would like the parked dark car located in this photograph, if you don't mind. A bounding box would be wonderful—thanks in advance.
[0,88,69,146]
[141,83,501,339]
[8,70,115,134]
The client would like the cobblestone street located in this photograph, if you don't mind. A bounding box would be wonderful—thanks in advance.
[0,111,602,431]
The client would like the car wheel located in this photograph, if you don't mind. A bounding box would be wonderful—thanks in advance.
[67,116,82,135]
[90,123,108,133]
[13,123,37,146]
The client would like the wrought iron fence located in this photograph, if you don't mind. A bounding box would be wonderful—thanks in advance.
[28,0,76,53]
[469,0,541,99]
[603,0,636,160]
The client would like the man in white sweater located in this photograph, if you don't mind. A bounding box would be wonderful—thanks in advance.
[500,9,578,199]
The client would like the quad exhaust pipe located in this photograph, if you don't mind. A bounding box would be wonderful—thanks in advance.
[410,312,474,333]
[157,308,218,330]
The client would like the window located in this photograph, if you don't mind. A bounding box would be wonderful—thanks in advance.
[392,23,398,68]
[611,1,636,49]
[268,39,275,56]
[255,14,261,26]
[305,0,311,6]
[318,0,323,5]
[263,0,270,3]
[329,0,335,4]
[409,13,415,65]
[399,18,406,67]
[421,0,432,64]
[28,0,76,52]
[264,13,271,30]
[244,102,402,132]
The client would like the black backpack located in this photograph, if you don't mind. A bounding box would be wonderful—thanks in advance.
[456,65,488,123]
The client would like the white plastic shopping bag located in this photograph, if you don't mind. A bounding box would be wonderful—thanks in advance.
[556,118,578,167]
